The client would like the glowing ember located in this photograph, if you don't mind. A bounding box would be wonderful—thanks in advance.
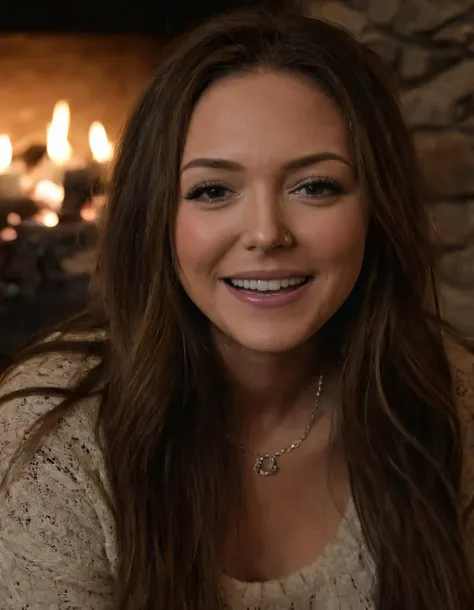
[47,100,72,165]
[0,227,17,241]
[80,202,98,222]
[6,212,21,226]
[0,135,13,173]
[42,211,59,227]
[34,209,59,227]
[32,180,64,211]
[89,122,113,163]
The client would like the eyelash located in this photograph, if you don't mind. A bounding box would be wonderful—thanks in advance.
[184,177,343,204]
[291,176,343,199]
[184,180,234,203]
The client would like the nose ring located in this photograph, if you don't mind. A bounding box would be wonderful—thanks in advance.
[283,231,293,246]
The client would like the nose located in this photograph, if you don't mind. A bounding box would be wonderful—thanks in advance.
[242,189,291,252]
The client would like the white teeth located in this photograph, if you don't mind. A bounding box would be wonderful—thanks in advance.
[229,277,307,291]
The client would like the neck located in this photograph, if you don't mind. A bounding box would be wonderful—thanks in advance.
[215,331,322,424]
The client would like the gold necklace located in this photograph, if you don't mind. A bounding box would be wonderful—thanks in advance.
[233,373,324,476]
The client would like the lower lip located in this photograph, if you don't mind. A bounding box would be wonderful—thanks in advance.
[223,279,311,308]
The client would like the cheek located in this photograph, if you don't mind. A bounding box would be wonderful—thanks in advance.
[305,202,366,267]
[175,207,226,283]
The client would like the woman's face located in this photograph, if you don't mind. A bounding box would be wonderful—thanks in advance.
[175,70,366,353]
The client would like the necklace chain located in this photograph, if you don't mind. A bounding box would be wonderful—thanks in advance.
[233,373,324,476]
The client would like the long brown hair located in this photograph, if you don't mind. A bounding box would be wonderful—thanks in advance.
[1,7,473,609]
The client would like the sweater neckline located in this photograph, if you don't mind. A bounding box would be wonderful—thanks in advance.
[221,498,365,604]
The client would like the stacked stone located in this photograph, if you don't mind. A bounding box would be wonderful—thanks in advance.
[306,0,474,339]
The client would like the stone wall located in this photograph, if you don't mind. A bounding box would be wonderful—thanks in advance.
[306,0,474,338]
[0,34,162,157]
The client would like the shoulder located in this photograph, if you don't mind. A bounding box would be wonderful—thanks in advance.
[0,330,106,469]
[0,344,103,480]
[0,347,116,607]
[0,329,105,402]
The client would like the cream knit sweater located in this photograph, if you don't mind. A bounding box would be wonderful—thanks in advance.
[0,346,473,609]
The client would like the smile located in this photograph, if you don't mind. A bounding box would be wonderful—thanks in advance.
[225,276,308,292]
[222,275,312,308]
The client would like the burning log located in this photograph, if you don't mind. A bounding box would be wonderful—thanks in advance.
[0,101,109,300]
[16,144,47,169]
[0,101,113,367]
[61,168,94,222]
[0,220,98,298]
[60,164,106,223]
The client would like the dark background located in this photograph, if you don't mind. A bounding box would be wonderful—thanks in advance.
[0,1,297,34]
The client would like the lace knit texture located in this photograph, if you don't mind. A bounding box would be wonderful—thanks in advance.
[0,344,473,610]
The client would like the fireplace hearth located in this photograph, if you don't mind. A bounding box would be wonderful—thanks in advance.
[0,29,162,367]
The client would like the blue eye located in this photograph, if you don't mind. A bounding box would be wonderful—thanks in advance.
[185,181,235,203]
[292,178,343,198]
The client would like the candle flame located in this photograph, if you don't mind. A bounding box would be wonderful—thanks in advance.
[32,180,64,211]
[0,135,13,173]
[47,100,72,165]
[89,122,113,163]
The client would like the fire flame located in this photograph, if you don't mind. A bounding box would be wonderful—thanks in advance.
[32,180,64,211]
[42,211,59,227]
[47,100,72,165]
[34,208,59,227]
[0,134,13,173]
[89,122,113,163]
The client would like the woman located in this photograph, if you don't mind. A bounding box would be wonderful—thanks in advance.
[1,8,473,610]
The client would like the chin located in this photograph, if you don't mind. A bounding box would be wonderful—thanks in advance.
[223,327,317,355]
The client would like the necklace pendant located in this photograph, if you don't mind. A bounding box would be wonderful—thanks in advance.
[253,455,279,476]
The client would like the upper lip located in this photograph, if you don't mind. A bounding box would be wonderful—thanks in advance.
[223,270,311,280]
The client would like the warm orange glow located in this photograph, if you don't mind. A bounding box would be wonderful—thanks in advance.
[34,208,59,227]
[47,100,72,165]
[0,135,13,173]
[42,211,59,227]
[32,180,64,211]
[92,194,107,208]
[89,121,113,163]
[0,227,17,241]
[80,201,98,222]
[7,212,21,226]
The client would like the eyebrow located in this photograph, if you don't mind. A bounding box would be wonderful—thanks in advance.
[180,152,351,173]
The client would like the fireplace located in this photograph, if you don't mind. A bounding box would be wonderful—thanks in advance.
[0,9,171,367]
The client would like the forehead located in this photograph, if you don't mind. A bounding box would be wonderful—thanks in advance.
[182,70,351,165]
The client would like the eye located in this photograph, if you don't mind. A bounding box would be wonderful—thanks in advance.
[291,177,343,199]
[184,181,236,203]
